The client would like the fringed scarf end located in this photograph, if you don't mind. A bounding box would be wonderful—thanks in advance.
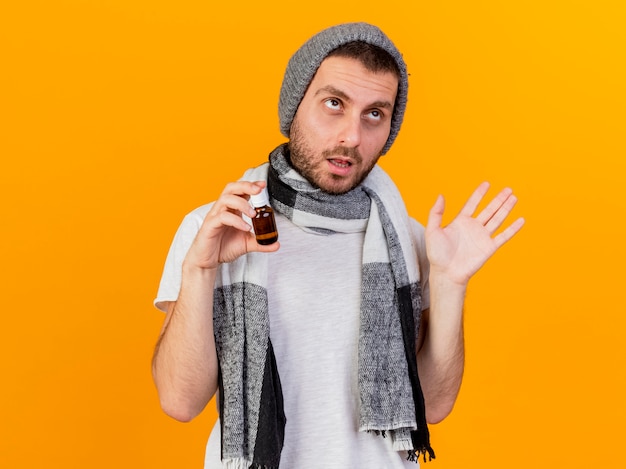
[222,458,252,469]
[407,446,436,464]
[222,459,279,469]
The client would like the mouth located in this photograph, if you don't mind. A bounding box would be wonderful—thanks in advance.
[326,157,354,176]
[328,158,352,168]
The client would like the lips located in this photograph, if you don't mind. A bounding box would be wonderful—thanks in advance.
[329,158,351,168]
[327,158,354,176]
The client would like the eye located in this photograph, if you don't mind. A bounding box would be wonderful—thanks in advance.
[324,98,341,110]
[367,109,383,121]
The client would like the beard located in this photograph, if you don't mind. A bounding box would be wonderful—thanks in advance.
[287,117,382,195]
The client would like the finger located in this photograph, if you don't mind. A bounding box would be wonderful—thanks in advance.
[221,180,266,198]
[459,182,490,217]
[220,180,268,217]
[476,187,514,225]
[484,193,518,233]
[245,237,281,254]
[205,209,254,234]
[493,217,526,249]
[210,193,257,219]
[427,194,445,229]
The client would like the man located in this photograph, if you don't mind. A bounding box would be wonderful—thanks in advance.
[152,22,524,469]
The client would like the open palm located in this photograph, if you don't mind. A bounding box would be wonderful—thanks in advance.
[425,182,525,286]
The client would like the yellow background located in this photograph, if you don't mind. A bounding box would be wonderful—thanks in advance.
[1,1,624,468]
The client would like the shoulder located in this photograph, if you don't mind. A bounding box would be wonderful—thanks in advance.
[408,217,426,237]
[166,202,214,240]
[183,203,214,226]
[407,217,427,258]
[164,202,216,252]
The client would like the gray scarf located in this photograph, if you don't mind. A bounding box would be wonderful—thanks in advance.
[213,144,434,468]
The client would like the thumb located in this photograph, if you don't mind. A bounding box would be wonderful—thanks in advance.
[427,194,445,229]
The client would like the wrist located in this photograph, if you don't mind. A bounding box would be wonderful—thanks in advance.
[428,267,469,293]
[182,260,219,279]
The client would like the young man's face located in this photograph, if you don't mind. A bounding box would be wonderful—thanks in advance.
[288,56,399,195]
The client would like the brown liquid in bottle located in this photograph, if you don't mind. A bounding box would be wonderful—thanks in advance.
[250,189,278,245]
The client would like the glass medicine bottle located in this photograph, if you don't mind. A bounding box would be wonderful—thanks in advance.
[249,188,278,245]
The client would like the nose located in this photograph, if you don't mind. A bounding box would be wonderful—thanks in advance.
[337,114,361,148]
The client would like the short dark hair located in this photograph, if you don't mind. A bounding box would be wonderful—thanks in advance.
[326,41,401,80]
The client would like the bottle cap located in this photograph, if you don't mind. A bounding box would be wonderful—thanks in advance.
[249,188,270,207]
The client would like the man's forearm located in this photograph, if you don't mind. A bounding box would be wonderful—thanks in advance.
[417,272,467,424]
[152,265,219,422]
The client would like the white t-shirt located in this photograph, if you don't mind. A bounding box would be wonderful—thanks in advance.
[156,206,430,469]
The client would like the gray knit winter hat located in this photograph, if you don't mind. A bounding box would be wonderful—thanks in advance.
[278,22,408,155]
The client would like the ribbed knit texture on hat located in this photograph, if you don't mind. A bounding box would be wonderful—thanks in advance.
[278,22,408,155]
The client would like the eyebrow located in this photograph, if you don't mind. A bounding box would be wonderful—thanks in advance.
[314,85,394,110]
